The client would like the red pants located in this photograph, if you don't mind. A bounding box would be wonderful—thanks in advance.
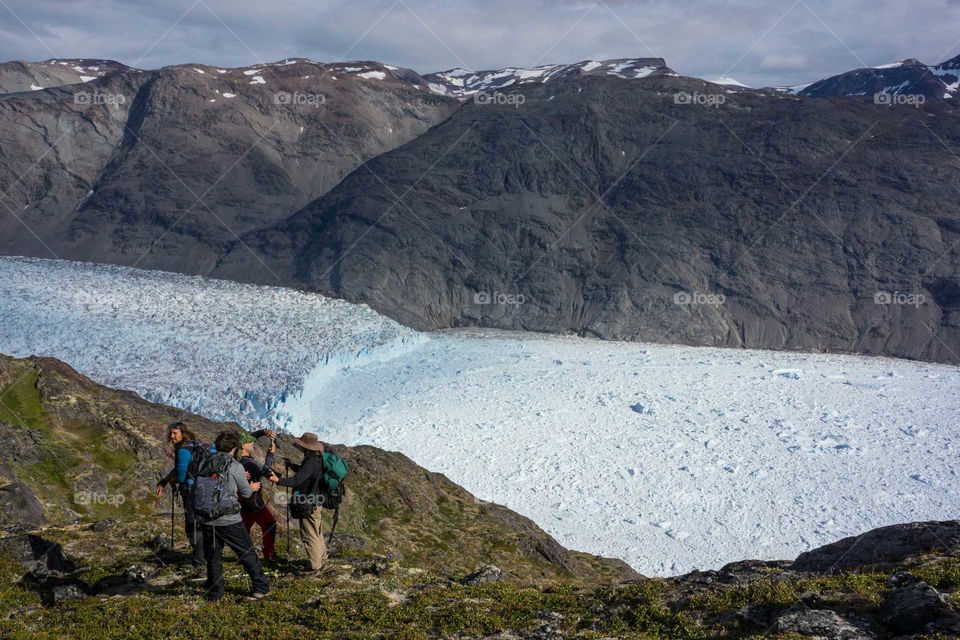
[240,506,277,559]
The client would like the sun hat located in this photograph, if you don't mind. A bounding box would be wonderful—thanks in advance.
[293,432,324,451]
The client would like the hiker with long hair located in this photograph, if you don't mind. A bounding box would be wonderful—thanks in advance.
[267,433,327,576]
[235,429,280,565]
[195,430,269,601]
[155,422,208,565]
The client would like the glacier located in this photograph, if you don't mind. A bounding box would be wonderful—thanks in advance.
[0,257,425,429]
[1,256,958,576]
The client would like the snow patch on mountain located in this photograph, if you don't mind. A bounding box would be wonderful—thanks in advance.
[424,58,676,98]
[710,76,750,88]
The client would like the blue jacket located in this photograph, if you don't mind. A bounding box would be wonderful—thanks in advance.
[164,441,216,490]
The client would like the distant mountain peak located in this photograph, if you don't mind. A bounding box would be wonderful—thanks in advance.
[423,57,676,97]
[800,54,960,101]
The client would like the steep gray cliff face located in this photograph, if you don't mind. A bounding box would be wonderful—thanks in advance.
[216,74,960,363]
[0,60,459,272]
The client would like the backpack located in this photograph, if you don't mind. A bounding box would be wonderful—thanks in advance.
[319,451,348,511]
[288,452,349,519]
[192,452,242,522]
[183,441,214,484]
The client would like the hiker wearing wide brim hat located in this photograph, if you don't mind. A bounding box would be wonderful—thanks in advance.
[268,433,327,575]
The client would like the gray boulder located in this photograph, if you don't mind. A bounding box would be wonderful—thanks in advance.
[49,583,87,605]
[881,581,959,634]
[460,565,503,585]
[0,533,75,574]
[773,609,874,639]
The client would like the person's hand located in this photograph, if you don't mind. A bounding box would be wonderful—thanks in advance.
[245,471,252,481]
[155,484,164,498]
[250,481,262,492]
[263,429,277,440]
[268,473,280,484]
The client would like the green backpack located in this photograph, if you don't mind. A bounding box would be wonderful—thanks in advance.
[321,451,348,503]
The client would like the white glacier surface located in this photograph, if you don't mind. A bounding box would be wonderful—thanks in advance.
[1,257,959,575]
[0,257,425,429]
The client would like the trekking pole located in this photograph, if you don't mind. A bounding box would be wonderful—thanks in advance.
[170,488,175,550]
[285,462,291,557]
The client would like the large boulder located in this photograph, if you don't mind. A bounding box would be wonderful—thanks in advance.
[881,581,959,634]
[793,521,960,572]
[773,609,874,639]
[0,533,75,574]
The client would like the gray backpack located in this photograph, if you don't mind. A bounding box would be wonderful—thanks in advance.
[192,453,241,521]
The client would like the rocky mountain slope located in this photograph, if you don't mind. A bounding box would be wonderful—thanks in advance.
[216,72,960,363]
[0,59,458,273]
[1,353,958,638]
[0,59,129,94]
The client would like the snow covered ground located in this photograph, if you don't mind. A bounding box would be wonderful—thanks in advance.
[2,257,959,575]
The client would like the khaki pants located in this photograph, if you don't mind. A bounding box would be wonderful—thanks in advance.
[300,509,327,571]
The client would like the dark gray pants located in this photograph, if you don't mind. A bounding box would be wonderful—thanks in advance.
[180,490,204,564]
[201,521,269,600]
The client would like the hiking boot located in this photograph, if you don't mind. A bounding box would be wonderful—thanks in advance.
[298,568,326,579]
[247,591,269,600]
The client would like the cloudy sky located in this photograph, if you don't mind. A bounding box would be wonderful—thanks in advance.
[1,0,958,87]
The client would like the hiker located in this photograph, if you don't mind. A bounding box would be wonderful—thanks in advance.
[267,432,327,576]
[237,429,280,565]
[195,430,270,601]
[155,422,208,565]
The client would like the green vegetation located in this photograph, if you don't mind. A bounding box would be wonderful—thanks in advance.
[0,562,704,640]
[691,571,889,614]
[911,557,960,591]
[0,367,45,429]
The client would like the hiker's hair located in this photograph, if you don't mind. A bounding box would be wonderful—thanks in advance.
[214,430,243,455]
[168,421,198,443]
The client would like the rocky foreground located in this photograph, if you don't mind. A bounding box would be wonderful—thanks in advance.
[0,353,958,638]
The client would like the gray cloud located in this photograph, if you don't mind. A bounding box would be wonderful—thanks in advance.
[0,0,958,87]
